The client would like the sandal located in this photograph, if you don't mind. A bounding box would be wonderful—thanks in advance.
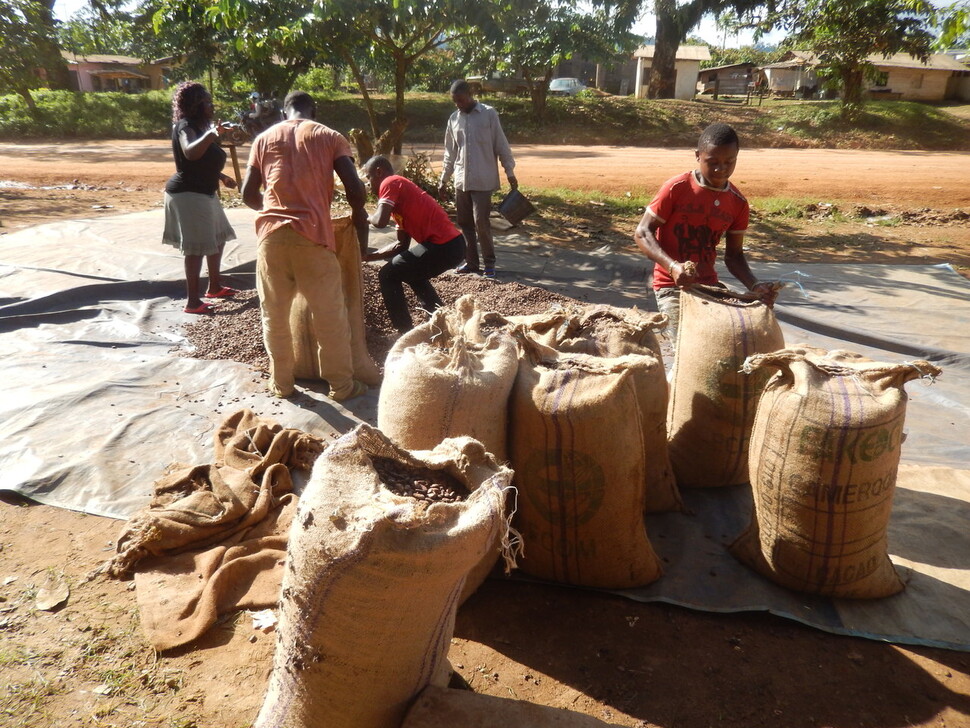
[184,302,216,314]
[204,286,239,299]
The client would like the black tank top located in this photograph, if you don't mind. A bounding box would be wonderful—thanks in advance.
[165,119,227,195]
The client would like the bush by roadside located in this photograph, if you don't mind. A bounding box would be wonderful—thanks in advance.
[1,89,968,151]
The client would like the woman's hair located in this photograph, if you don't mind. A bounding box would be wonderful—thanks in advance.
[171,81,209,124]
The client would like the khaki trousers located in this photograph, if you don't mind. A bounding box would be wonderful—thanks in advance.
[256,225,354,398]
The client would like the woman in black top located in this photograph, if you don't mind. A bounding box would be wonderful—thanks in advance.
[162,81,238,313]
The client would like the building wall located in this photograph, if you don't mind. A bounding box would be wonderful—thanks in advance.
[879,67,950,101]
[946,72,970,101]
[635,59,701,100]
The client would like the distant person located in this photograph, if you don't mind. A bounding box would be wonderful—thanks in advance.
[438,79,517,279]
[633,122,776,342]
[241,90,369,401]
[362,155,465,333]
[162,81,238,314]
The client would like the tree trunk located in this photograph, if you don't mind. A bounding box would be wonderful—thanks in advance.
[839,65,866,120]
[393,54,408,155]
[17,87,38,114]
[343,52,379,141]
[649,0,680,99]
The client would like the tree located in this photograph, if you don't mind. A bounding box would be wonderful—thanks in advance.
[932,0,969,46]
[0,0,70,109]
[763,0,934,118]
[646,0,763,98]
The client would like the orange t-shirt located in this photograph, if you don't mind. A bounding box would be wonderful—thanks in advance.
[247,118,353,250]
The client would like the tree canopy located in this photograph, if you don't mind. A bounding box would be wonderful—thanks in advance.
[0,0,70,108]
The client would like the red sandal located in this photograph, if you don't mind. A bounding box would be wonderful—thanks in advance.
[184,302,216,314]
[204,286,239,299]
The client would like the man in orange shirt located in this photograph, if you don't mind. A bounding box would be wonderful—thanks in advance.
[241,91,369,400]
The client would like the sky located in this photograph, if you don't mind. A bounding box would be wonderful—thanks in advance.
[52,0,786,50]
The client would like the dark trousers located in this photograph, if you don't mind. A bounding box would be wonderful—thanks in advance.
[379,234,466,332]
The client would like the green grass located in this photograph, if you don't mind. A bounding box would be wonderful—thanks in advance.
[525,185,650,218]
[2,90,968,151]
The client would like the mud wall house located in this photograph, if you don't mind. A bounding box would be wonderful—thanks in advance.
[944,51,970,101]
[61,52,174,92]
[632,45,711,100]
[552,54,639,95]
[696,62,757,95]
[757,50,969,101]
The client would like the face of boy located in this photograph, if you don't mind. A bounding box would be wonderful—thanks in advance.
[695,142,738,188]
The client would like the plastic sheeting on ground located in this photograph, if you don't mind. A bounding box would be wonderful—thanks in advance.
[1,208,968,650]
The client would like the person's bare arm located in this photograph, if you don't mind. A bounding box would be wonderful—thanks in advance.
[368,201,393,229]
[633,208,696,288]
[334,155,369,255]
[241,165,263,210]
[724,231,777,305]
[178,125,220,161]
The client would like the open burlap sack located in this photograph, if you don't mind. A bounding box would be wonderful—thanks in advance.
[99,410,323,650]
[378,295,518,463]
[402,686,625,728]
[290,215,382,386]
[253,424,515,728]
[667,285,784,488]
[730,347,941,598]
[508,332,664,588]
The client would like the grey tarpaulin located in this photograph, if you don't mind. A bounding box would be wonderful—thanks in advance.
[1,208,968,649]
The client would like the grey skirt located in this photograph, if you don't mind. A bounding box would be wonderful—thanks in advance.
[162,191,237,256]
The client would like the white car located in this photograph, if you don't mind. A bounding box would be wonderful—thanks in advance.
[549,77,587,96]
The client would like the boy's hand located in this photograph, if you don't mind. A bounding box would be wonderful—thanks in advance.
[671,261,697,288]
[751,281,781,307]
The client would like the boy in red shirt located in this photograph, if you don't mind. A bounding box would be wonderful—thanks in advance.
[363,155,466,333]
[634,123,776,341]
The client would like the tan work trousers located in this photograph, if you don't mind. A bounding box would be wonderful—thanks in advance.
[256,225,354,398]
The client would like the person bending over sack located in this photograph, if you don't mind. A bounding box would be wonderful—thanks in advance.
[362,155,466,334]
[633,122,777,342]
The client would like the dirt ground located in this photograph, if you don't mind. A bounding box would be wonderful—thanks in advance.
[2,141,970,728]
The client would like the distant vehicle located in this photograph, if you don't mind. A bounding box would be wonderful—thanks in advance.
[549,77,587,96]
[464,75,531,96]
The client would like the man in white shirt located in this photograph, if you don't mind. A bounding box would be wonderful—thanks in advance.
[438,80,518,279]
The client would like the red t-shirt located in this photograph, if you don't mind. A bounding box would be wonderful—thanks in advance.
[378,175,460,245]
[647,171,749,290]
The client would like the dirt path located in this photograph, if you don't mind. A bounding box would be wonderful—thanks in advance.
[1,140,968,207]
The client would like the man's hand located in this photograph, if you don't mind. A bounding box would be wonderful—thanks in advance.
[508,176,518,191]
[220,173,237,189]
[437,183,448,200]
[670,261,697,289]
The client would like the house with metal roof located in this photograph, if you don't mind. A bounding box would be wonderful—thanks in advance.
[61,52,176,93]
[757,50,970,101]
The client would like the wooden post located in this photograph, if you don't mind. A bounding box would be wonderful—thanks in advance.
[227,143,242,188]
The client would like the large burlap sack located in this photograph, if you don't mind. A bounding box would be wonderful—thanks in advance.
[503,304,666,360]
[290,215,382,386]
[402,686,625,727]
[253,424,514,728]
[667,285,784,488]
[487,304,678,513]
[508,333,664,588]
[378,295,518,463]
[730,347,941,598]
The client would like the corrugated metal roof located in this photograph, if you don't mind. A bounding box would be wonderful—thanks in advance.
[634,45,712,61]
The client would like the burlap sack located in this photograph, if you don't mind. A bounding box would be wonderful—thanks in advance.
[730,347,941,598]
[488,304,678,513]
[290,215,382,386]
[667,285,784,488]
[508,333,664,588]
[378,295,518,463]
[253,424,515,728]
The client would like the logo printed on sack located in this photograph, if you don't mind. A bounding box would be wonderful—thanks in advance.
[522,449,605,526]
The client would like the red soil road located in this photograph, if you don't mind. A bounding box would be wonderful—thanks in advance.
[0,140,968,208]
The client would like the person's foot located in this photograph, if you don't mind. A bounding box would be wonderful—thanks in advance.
[455,263,481,275]
[204,286,238,298]
[483,267,496,280]
[269,382,295,398]
[331,379,368,402]
[184,301,216,314]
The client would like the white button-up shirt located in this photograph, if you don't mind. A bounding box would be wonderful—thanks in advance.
[440,102,516,192]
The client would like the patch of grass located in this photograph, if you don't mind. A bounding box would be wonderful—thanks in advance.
[0,677,60,728]
[526,186,649,218]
